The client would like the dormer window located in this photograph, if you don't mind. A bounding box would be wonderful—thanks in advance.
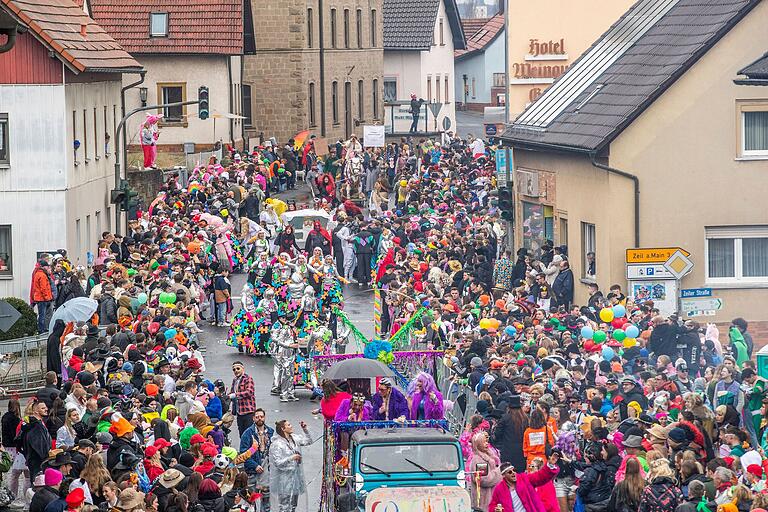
[150,12,168,37]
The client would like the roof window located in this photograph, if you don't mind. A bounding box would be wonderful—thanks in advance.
[150,12,169,37]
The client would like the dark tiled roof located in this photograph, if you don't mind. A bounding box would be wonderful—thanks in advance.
[1,0,141,72]
[739,52,768,79]
[503,0,760,152]
[384,0,465,50]
[455,12,503,59]
[88,0,242,55]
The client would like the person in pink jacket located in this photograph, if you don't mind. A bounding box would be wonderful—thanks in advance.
[488,452,560,512]
[528,457,560,512]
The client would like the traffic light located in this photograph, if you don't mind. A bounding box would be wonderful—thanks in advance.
[198,86,209,120]
[110,179,139,212]
[498,186,514,221]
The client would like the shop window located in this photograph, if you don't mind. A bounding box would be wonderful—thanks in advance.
[0,225,11,276]
[581,222,596,278]
[0,114,8,166]
[559,217,568,247]
[706,226,768,283]
[522,202,548,258]
[383,79,396,103]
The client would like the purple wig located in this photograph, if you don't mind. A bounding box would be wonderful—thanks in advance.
[407,372,439,397]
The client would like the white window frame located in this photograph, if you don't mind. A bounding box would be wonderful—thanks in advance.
[150,12,169,37]
[581,222,596,279]
[741,110,768,157]
[705,226,768,285]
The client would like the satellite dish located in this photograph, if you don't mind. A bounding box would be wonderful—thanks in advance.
[442,117,452,131]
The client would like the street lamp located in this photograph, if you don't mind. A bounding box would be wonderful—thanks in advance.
[139,87,148,107]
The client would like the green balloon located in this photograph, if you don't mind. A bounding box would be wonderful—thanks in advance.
[612,329,627,341]
[168,292,177,304]
[593,330,607,343]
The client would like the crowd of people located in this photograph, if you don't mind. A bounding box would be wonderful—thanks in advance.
[11,128,768,512]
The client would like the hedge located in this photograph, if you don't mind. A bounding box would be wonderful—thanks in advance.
[0,297,38,341]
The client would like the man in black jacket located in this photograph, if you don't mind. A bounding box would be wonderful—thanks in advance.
[408,94,425,133]
[98,284,118,325]
[552,260,575,308]
[22,400,52,479]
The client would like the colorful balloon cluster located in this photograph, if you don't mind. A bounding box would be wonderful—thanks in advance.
[581,305,641,353]
[478,318,501,331]
[159,292,177,306]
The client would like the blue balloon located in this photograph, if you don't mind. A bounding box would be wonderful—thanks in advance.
[164,328,177,340]
[504,325,517,336]
[612,304,626,318]
[625,324,640,338]
[580,326,594,339]
[602,345,614,361]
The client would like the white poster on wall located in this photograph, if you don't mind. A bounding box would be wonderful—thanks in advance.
[363,125,385,147]
[628,279,678,317]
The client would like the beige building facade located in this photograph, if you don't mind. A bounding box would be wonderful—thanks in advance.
[503,0,768,338]
[504,0,634,119]
[244,0,384,145]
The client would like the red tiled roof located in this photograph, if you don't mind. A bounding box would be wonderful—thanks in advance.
[455,13,504,59]
[1,0,142,72]
[461,17,489,38]
[88,0,242,55]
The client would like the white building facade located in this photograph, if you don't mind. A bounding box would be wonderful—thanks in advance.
[0,3,141,301]
[383,0,465,134]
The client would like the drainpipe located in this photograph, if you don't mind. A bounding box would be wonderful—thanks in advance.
[590,153,640,248]
[0,26,17,53]
[117,70,146,235]
[227,57,234,147]
[318,0,326,136]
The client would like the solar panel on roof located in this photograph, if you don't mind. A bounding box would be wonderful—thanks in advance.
[515,0,681,128]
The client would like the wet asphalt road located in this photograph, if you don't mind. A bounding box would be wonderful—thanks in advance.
[201,240,374,510]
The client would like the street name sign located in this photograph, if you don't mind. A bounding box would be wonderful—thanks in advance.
[681,288,712,298]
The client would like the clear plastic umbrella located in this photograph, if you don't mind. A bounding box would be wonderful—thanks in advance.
[49,297,98,331]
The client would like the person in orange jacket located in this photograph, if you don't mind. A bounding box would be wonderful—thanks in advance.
[30,259,54,334]
[523,409,556,466]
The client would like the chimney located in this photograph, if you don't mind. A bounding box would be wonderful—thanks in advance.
[80,23,87,37]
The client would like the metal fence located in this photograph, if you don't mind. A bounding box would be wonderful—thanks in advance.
[0,333,48,392]
[437,359,477,436]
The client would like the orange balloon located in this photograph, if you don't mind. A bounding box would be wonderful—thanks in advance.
[479,295,490,306]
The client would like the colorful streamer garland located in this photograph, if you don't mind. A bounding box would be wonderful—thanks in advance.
[333,306,369,349]
[388,306,429,348]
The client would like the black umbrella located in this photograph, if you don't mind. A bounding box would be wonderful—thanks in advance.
[322,358,396,380]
